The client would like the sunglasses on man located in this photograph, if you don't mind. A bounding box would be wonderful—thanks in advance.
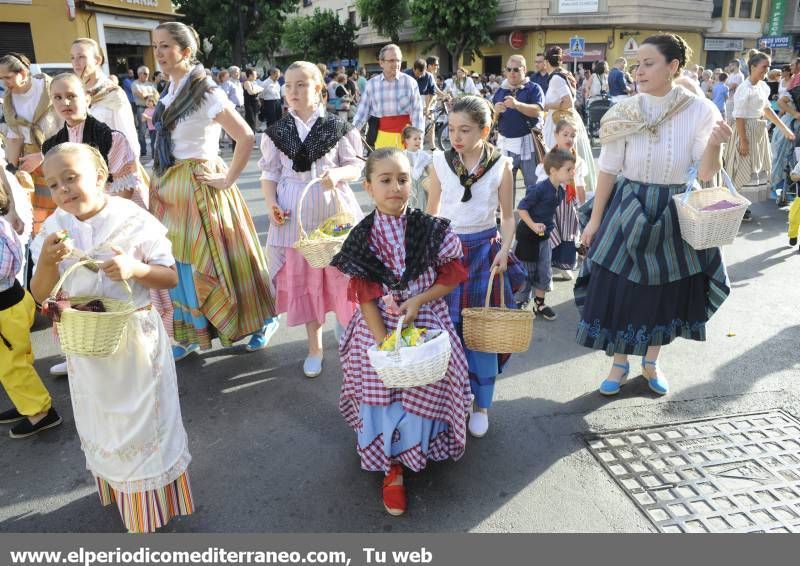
[506,66,522,73]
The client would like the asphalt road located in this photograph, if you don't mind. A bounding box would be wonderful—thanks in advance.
[1,145,798,533]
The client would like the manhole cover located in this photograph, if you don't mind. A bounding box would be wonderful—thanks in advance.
[584,410,800,533]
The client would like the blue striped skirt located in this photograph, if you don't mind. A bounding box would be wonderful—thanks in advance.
[446,228,528,406]
[574,177,730,356]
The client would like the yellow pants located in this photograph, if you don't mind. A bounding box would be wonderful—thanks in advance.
[375,130,404,150]
[0,292,52,416]
[789,197,800,239]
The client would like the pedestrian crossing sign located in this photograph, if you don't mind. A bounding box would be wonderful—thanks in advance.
[568,36,585,58]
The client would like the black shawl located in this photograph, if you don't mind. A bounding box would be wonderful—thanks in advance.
[42,114,114,181]
[331,208,451,291]
[265,112,353,172]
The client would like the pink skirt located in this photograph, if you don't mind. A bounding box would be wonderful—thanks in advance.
[274,247,357,327]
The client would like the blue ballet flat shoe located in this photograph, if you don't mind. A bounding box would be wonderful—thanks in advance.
[245,318,280,352]
[598,362,630,396]
[172,343,199,361]
[643,359,669,395]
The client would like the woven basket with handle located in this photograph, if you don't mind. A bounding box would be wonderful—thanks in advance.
[50,259,137,358]
[367,314,452,389]
[674,169,750,251]
[462,267,534,353]
[292,178,355,269]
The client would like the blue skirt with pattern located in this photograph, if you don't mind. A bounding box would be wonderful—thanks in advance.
[574,177,730,356]
[445,228,528,405]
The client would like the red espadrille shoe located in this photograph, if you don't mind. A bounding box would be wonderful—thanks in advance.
[382,464,406,516]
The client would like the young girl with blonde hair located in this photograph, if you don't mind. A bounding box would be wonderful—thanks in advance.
[259,61,363,377]
[31,143,193,532]
[70,38,140,158]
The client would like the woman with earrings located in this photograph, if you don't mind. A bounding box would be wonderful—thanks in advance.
[149,22,278,360]
[1,52,63,235]
[541,46,597,194]
[576,34,733,397]
[70,38,140,159]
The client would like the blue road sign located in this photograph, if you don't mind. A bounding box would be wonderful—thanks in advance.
[568,36,585,58]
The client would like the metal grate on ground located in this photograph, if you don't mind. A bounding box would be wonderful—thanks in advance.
[583,410,800,533]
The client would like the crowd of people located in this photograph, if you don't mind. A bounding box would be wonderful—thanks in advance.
[0,22,791,533]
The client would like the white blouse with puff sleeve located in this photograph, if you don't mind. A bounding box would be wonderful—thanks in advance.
[159,73,234,161]
[597,87,722,185]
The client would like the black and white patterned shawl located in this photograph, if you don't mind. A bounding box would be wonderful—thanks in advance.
[265,112,353,172]
[331,208,451,291]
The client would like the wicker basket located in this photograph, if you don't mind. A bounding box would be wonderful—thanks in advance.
[462,267,534,353]
[674,170,750,251]
[50,260,137,358]
[367,315,452,389]
[293,178,355,269]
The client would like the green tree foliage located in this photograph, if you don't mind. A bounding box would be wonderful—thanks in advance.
[356,0,409,44]
[175,0,297,67]
[409,0,499,64]
[282,9,358,63]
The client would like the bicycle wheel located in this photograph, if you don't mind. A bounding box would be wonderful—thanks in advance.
[436,123,451,151]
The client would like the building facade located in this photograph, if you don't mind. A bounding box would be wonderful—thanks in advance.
[299,0,792,74]
[0,0,176,76]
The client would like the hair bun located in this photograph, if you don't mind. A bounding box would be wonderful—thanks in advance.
[545,46,563,68]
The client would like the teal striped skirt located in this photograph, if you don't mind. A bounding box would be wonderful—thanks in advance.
[574,177,730,355]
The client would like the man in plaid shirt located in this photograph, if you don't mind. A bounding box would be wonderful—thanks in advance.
[353,44,424,149]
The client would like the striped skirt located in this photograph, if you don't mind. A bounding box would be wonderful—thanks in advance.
[550,197,579,270]
[150,158,276,348]
[445,228,527,404]
[574,178,730,356]
[97,472,193,534]
[724,117,771,192]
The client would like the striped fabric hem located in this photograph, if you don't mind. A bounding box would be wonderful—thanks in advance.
[96,472,194,533]
[173,318,214,350]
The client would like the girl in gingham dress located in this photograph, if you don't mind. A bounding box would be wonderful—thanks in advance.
[331,148,471,517]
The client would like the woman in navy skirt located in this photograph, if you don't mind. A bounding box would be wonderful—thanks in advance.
[576,34,734,396]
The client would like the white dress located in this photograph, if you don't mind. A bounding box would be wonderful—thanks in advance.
[30,197,192,532]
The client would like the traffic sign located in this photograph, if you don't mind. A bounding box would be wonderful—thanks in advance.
[623,37,639,57]
[568,36,585,58]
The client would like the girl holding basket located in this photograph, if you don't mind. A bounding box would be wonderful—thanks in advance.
[259,61,364,378]
[30,143,194,533]
[426,95,527,439]
[331,148,471,517]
